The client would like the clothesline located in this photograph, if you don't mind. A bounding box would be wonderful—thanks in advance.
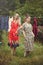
[0,16,43,31]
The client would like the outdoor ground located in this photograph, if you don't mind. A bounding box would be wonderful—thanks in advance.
[0,31,43,65]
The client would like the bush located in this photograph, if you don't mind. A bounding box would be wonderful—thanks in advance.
[37,31,43,43]
[0,30,3,41]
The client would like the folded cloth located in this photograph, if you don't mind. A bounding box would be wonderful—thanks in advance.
[8,42,13,47]
[8,42,19,48]
[13,43,19,48]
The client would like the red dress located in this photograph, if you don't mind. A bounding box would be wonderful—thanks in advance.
[8,20,19,44]
[33,17,38,38]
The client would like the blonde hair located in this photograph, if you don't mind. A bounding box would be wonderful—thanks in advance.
[15,13,19,20]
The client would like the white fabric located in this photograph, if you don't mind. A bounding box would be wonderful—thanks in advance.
[8,17,13,32]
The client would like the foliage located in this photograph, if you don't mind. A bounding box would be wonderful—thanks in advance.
[0,0,43,24]
[37,18,43,26]
[37,32,43,43]
[0,30,3,41]
[0,0,43,17]
[0,31,43,65]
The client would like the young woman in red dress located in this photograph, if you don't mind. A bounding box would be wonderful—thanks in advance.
[8,14,21,55]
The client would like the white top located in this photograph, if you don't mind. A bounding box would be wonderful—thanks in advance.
[8,17,13,32]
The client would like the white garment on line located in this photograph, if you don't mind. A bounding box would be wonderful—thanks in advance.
[8,17,13,32]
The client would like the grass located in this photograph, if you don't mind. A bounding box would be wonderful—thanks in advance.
[0,31,43,65]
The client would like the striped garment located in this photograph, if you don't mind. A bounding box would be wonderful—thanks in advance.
[0,16,9,31]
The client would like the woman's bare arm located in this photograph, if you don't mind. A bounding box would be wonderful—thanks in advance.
[17,25,23,31]
[22,30,26,38]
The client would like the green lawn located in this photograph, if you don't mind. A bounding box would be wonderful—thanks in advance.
[0,31,43,65]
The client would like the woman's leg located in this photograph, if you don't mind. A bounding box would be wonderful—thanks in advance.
[24,41,31,57]
[11,41,16,55]
[13,48,16,55]
[10,47,13,55]
[24,51,27,57]
[11,47,16,55]
[15,40,19,47]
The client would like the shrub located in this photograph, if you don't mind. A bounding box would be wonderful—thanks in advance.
[37,31,43,43]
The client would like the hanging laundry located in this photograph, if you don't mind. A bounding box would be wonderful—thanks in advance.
[8,16,13,32]
[4,16,9,31]
[1,16,5,30]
